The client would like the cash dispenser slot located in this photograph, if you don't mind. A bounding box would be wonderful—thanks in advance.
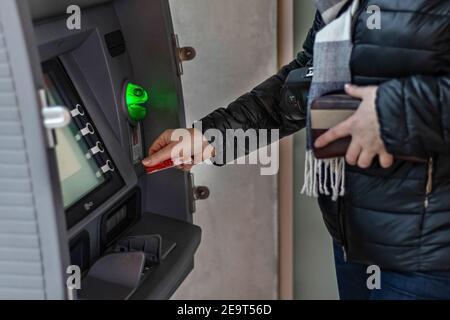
[79,212,200,300]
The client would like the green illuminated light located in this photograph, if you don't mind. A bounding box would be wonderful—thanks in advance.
[125,83,149,123]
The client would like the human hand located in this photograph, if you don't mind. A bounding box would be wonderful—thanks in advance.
[142,128,215,171]
[314,84,394,169]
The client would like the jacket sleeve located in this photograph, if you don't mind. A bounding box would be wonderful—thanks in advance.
[198,11,324,164]
[377,75,450,158]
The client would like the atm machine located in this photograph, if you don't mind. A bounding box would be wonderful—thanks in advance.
[0,0,202,299]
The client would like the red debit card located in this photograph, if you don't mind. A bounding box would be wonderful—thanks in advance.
[144,159,176,174]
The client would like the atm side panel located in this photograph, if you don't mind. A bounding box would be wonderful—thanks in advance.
[114,0,195,222]
[0,0,69,299]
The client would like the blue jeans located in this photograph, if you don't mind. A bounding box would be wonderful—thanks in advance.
[333,242,450,300]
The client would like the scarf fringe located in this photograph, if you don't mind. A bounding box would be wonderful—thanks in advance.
[301,150,345,201]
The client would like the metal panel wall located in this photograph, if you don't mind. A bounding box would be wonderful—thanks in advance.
[170,0,279,299]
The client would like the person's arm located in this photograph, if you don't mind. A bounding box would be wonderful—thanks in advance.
[144,12,324,169]
[315,75,450,169]
[376,75,450,158]
[199,11,324,163]
[201,11,323,138]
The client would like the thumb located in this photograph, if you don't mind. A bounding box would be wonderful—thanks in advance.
[142,142,178,166]
[345,84,365,99]
[315,117,353,148]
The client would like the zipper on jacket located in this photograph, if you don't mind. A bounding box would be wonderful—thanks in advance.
[424,158,434,210]
[342,245,348,262]
[337,197,348,262]
[336,0,366,264]
[352,0,367,33]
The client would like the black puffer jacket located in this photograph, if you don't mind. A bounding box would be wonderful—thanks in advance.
[200,0,450,271]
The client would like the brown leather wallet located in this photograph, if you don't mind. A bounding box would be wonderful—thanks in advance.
[311,94,359,159]
[311,94,426,162]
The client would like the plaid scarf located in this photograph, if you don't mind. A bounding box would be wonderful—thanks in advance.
[301,0,360,201]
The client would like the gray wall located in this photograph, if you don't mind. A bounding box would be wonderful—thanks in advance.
[169,0,279,299]
[293,1,339,300]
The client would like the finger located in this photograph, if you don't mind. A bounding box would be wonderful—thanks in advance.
[345,141,362,166]
[181,155,195,165]
[379,151,394,169]
[175,164,193,172]
[357,150,376,169]
[182,164,194,172]
[344,84,366,99]
[315,119,353,148]
[149,130,173,155]
[202,144,216,162]
[143,141,178,166]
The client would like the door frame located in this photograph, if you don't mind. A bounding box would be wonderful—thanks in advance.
[277,0,294,300]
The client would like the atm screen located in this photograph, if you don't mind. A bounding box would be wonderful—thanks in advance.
[44,74,106,209]
[43,59,124,228]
